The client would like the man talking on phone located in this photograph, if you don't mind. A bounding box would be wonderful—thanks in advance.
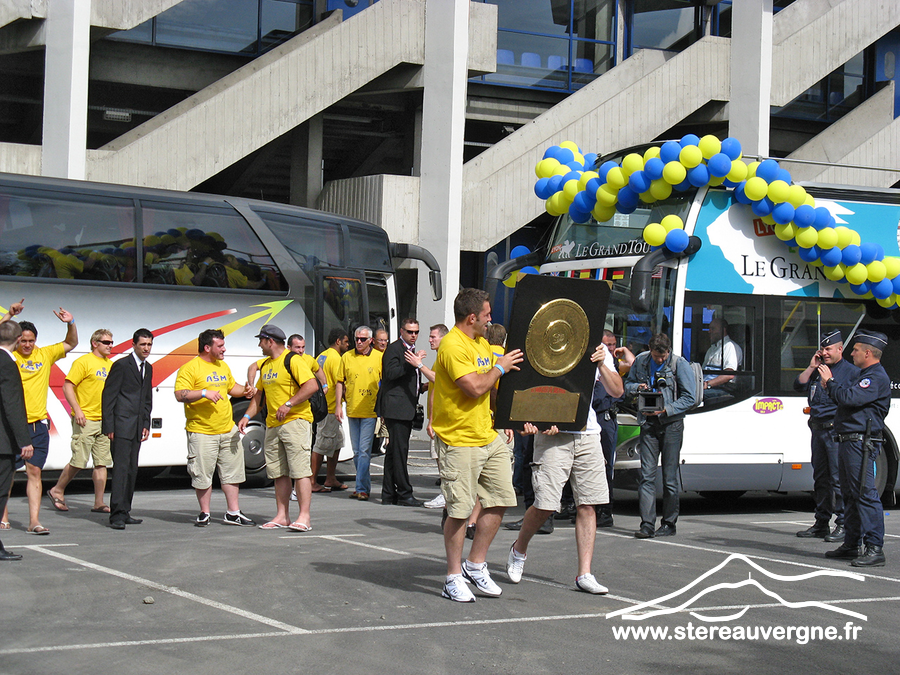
[793,330,858,542]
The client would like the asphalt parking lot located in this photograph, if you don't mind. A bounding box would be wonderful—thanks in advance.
[1,443,898,675]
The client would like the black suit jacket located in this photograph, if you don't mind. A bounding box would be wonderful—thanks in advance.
[375,339,420,421]
[0,349,30,456]
[102,355,153,440]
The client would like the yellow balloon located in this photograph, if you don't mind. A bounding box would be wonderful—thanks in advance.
[746,161,760,178]
[595,183,619,206]
[573,152,585,167]
[761,215,776,225]
[774,223,798,241]
[787,185,807,208]
[639,190,656,204]
[502,271,518,288]
[560,141,580,153]
[578,171,599,190]
[546,193,565,216]
[804,195,816,208]
[883,256,900,278]
[643,146,661,162]
[767,180,790,204]
[867,261,887,283]
[698,135,721,159]
[563,179,581,202]
[606,167,626,189]
[643,223,667,246]
[649,179,672,200]
[849,230,861,246]
[661,214,684,232]
[877,295,896,308]
[679,146,703,169]
[817,227,838,250]
[795,226,818,248]
[726,160,748,183]
[744,176,768,201]
[592,203,616,222]
[834,226,853,249]
[709,175,726,186]
[662,161,687,185]
[622,153,644,176]
[553,164,570,177]
[824,265,845,282]
[845,263,868,285]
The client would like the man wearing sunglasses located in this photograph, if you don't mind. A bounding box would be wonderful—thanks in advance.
[47,329,115,515]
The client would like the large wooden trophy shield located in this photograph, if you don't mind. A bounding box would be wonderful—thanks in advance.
[495,274,610,431]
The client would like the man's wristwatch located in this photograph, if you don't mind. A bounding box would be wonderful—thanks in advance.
[284,400,294,408]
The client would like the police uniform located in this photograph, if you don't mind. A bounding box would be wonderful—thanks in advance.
[824,330,890,567]
[793,330,858,540]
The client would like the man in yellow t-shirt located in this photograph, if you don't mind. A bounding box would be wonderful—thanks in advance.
[176,329,257,528]
[312,328,350,492]
[2,308,78,535]
[238,324,318,532]
[47,329,114,514]
[432,289,523,603]
[335,325,382,500]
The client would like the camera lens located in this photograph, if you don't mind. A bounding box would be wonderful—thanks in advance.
[655,376,668,389]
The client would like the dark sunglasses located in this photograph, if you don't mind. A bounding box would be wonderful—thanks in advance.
[355,336,370,342]
[404,329,419,335]
[98,340,114,345]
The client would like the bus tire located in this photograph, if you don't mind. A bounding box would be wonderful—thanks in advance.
[877,428,898,507]
[232,399,271,487]
[698,491,746,503]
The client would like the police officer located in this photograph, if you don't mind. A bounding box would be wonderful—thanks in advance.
[818,330,890,567]
[793,330,858,542]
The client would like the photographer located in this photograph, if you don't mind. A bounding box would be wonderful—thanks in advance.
[624,333,696,539]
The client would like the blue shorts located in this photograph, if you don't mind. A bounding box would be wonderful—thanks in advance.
[15,420,50,470]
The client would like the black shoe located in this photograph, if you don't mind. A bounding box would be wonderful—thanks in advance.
[0,548,22,561]
[465,523,476,540]
[124,517,143,525]
[434,478,442,486]
[398,497,424,507]
[655,522,676,537]
[554,503,576,520]
[537,518,554,535]
[824,525,845,543]
[796,523,829,538]
[634,524,655,539]
[825,543,859,559]
[380,495,397,505]
[504,518,523,531]
[110,521,126,530]
[596,507,614,528]
[851,545,886,567]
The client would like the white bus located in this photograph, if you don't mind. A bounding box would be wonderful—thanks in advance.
[0,172,441,479]
[493,145,900,502]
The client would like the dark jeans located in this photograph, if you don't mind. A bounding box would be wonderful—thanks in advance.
[638,418,684,528]
[839,439,884,548]
[810,426,843,526]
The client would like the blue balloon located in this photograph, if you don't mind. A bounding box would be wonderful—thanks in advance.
[849,281,870,295]
[720,137,742,160]
[860,242,878,265]
[841,244,862,266]
[665,229,690,253]
[618,202,637,214]
[813,207,834,230]
[772,202,796,225]
[673,178,692,192]
[776,168,793,184]
[586,177,603,194]
[557,147,575,164]
[734,181,752,204]
[660,141,682,164]
[510,245,531,259]
[687,164,710,187]
[573,191,595,213]
[793,204,816,228]
[547,175,564,194]
[521,266,539,275]
[597,161,618,182]
[680,134,701,147]
[567,160,584,172]
[707,153,732,178]
[617,187,640,209]
[628,170,652,194]
[543,146,562,160]
[751,197,774,217]
[820,247,842,267]
[582,153,598,170]
[892,276,900,295]
[755,159,780,183]
[568,205,591,224]
[562,171,581,184]
[798,247,818,263]
[874,244,885,261]
[872,278,893,300]
[534,178,553,199]
[644,157,665,181]
[723,179,739,188]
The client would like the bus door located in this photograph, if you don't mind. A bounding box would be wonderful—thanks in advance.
[365,273,393,339]
[316,271,368,348]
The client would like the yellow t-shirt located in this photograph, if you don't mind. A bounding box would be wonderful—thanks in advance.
[316,347,342,413]
[174,356,237,435]
[16,342,66,423]
[258,351,314,427]
[255,354,318,374]
[339,349,381,418]
[432,326,496,447]
[65,352,112,421]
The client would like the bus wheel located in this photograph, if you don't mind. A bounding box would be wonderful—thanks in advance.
[698,491,746,503]
[232,400,270,486]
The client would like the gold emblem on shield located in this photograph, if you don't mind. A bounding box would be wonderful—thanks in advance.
[524,299,590,378]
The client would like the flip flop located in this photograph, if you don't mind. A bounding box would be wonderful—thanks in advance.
[47,492,69,512]
[27,525,50,535]
[311,485,331,493]
[257,521,287,530]
[0,522,9,530]
[91,506,111,513]
[325,483,348,491]
[287,522,312,532]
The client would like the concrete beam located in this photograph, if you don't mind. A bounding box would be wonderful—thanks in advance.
[90,1,185,31]
[0,0,46,30]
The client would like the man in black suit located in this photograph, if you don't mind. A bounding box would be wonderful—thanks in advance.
[0,321,33,559]
[375,318,426,507]
[102,329,153,530]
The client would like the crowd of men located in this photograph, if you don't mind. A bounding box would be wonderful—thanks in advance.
[0,292,890,583]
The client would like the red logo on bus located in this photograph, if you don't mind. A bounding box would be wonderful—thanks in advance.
[753,219,775,237]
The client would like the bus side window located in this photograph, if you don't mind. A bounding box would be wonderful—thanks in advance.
[0,190,136,282]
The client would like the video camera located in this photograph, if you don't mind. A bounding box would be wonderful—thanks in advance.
[637,376,668,414]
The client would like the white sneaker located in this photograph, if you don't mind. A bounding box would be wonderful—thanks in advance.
[290,488,297,501]
[506,543,526,583]
[575,573,608,595]
[442,574,476,603]
[423,494,446,509]
[461,560,502,597]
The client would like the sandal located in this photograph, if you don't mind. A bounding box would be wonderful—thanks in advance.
[47,492,69,512]
[0,521,9,530]
[287,522,312,532]
[27,525,50,535]
[257,521,287,530]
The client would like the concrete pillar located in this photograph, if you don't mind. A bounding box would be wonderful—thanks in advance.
[42,0,91,179]
[290,114,324,207]
[730,0,773,159]
[416,0,468,328]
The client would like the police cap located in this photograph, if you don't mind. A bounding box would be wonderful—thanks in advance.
[819,330,842,348]
[854,330,888,350]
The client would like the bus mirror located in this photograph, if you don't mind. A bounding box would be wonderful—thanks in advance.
[429,269,443,301]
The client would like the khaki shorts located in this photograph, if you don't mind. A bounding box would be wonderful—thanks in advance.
[70,419,112,469]
[436,433,517,520]
[313,413,343,457]
[531,432,609,510]
[429,436,438,460]
[265,418,312,480]
[186,427,244,489]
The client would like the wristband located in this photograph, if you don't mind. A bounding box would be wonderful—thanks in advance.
[416,363,423,370]
[242,413,250,420]
[68,319,75,325]
[201,389,207,399]
[494,364,505,376]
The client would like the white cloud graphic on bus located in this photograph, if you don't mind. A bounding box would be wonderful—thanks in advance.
[606,553,867,622]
